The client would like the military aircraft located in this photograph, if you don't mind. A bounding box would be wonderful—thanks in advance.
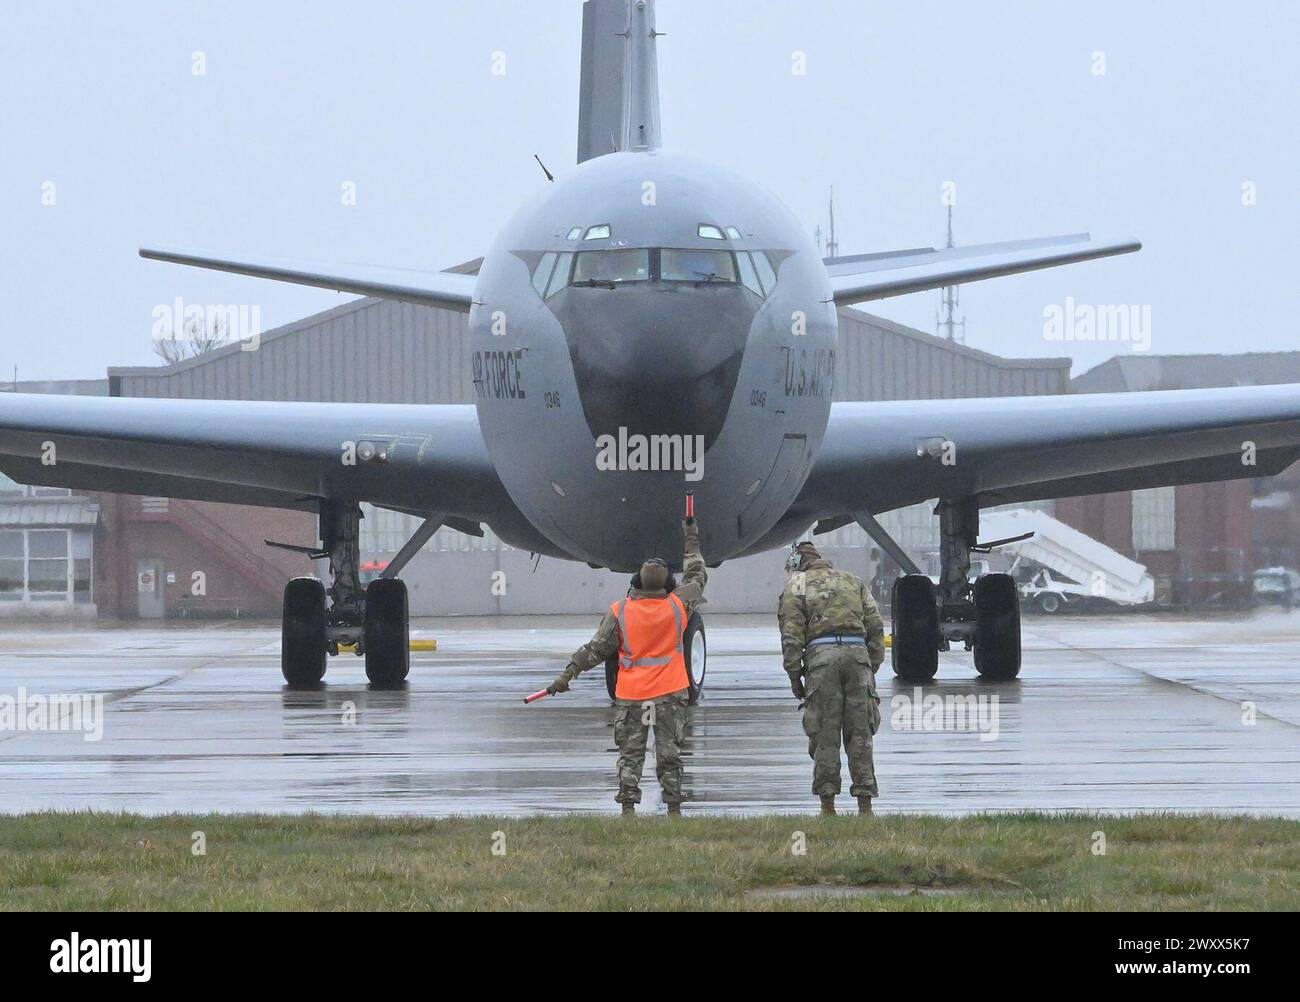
[3,0,1297,693]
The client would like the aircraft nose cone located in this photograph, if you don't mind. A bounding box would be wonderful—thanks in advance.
[550,285,755,450]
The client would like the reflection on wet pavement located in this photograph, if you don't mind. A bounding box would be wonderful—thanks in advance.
[0,612,1297,816]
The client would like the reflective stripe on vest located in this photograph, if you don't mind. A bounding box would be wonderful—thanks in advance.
[610,592,689,700]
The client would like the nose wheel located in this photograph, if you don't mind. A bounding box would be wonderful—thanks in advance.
[684,611,706,704]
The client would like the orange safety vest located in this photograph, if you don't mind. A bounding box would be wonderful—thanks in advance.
[610,592,689,701]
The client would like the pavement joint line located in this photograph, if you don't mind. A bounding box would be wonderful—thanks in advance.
[0,642,266,745]
[1027,625,1300,732]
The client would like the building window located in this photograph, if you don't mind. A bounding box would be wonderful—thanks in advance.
[1132,486,1176,552]
[0,528,86,603]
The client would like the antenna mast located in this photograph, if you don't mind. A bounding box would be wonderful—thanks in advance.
[936,204,966,343]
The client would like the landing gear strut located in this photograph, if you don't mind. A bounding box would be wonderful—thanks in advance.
[860,498,1022,681]
[279,501,425,688]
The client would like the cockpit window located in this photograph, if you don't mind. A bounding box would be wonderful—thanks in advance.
[751,250,778,294]
[584,224,611,240]
[661,249,737,284]
[736,251,764,297]
[565,226,583,240]
[572,249,651,286]
[725,226,743,240]
[697,224,725,240]
[532,252,558,297]
[545,252,574,298]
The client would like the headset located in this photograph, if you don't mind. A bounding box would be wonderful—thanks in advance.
[630,556,677,593]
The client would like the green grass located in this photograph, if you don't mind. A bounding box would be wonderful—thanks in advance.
[1,812,1297,910]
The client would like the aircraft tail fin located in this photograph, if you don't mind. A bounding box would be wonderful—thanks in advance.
[577,0,662,163]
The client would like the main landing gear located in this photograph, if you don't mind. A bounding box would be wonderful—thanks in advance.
[859,498,1023,683]
[277,502,442,689]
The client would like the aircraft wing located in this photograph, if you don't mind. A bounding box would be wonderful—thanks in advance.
[140,246,478,313]
[825,233,1141,306]
[793,384,1300,522]
[0,394,509,521]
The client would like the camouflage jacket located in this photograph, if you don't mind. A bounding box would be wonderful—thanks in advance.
[557,521,707,685]
[777,558,885,676]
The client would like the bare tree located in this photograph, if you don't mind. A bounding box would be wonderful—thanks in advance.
[153,315,226,365]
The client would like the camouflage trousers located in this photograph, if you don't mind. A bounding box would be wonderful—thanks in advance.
[613,690,689,805]
[800,646,881,798]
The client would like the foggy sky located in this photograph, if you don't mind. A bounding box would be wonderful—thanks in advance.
[2,0,1296,381]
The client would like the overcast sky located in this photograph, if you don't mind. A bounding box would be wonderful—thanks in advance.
[2,0,1296,381]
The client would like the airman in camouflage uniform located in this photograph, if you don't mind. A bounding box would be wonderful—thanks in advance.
[544,518,707,815]
[777,541,885,816]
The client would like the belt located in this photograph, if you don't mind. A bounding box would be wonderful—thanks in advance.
[807,634,866,647]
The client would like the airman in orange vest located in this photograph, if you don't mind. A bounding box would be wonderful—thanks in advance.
[546,518,707,815]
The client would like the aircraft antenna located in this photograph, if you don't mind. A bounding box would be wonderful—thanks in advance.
[936,203,967,343]
[827,187,839,258]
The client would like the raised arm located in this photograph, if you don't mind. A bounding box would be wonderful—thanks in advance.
[673,519,708,616]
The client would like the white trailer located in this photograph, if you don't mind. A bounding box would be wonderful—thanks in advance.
[978,508,1155,613]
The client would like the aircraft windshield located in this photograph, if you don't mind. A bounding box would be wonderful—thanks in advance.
[661,249,737,284]
[572,249,651,286]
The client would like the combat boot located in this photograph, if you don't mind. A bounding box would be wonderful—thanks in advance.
[621,802,635,816]
[666,803,682,817]
[820,796,836,816]
[858,796,873,816]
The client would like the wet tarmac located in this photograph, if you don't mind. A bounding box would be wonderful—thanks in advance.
[1,612,1298,816]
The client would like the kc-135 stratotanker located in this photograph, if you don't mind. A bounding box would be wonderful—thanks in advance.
[4,0,1298,692]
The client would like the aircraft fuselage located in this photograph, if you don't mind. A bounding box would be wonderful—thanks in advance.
[469,151,837,571]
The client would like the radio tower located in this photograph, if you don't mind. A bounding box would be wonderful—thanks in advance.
[815,188,840,258]
[936,204,966,343]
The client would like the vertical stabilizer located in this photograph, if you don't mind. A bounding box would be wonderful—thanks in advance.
[577,0,627,163]
[618,0,663,152]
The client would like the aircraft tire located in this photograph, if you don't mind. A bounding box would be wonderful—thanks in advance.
[891,574,939,682]
[684,611,706,704]
[604,651,619,701]
[364,578,410,687]
[974,573,1022,680]
[282,577,327,688]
